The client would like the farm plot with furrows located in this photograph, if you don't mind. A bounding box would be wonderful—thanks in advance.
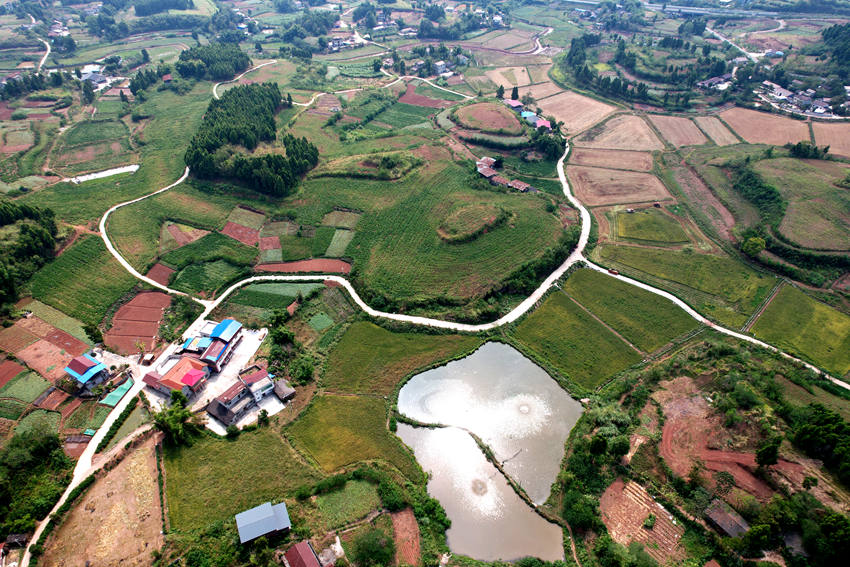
[171,260,249,297]
[536,91,615,133]
[372,103,435,128]
[455,102,524,134]
[484,66,532,87]
[575,114,664,151]
[616,208,690,244]
[521,81,563,101]
[718,107,810,146]
[568,148,653,171]
[160,232,257,270]
[648,115,707,147]
[812,121,850,158]
[562,269,699,353]
[0,371,50,403]
[694,116,739,146]
[512,292,642,391]
[566,166,672,206]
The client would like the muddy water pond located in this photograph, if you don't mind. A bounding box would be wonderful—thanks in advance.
[397,341,583,503]
[397,424,566,562]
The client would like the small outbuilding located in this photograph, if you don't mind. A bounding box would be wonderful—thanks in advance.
[235,501,291,544]
[705,499,749,538]
[283,541,321,567]
[64,353,108,390]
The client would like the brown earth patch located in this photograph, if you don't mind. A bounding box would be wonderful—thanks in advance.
[0,324,40,353]
[166,222,208,247]
[391,508,420,566]
[146,263,175,286]
[1,143,33,154]
[575,114,664,151]
[719,107,810,146]
[15,315,56,338]
[521,81,563,101]
[256,259,352,274]
[38,389,69,411]
[259,236,282,250]
[221,221,260,246]
[648,115,707,147]
[0,360,26,388]
[399,84,450,108]
[812,121,850,158]
[537,91,615,133]
[455,102,522,134]
[104,292,171,356]
[16,339,75,382]
[569,148,653,171]
[44,328,89,357]
[22,100,54,108]
[665,156,735,241]
[694,116,739,146]
[0,102,13,120]
[600,478,686,564]
[40,439,165,567]
[61,397,82,419]
[567,165,672,206]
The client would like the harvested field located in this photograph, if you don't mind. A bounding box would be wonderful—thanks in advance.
[0,324,39,353]
[455,102,523,134]
[521,81,563,101]
[568,148,653,172]
[663,153,736,241]
[38,389,69,411]
[0,360,25,388]
[648,115,707,147]
[719,107,810,146]
[484,66,532,87]
[537,91,615,133]
[694,116,739,146]
[392,508,421,566]
[567,166,672,206]
[321,210,361,229]
[146,263,175,286]
[399,84,450,108]
[227,206,266,230]
[812,121,850,158]
[163,222,208,250]
[40,439,164,567]
[575,114,663,151]
[257,259,352,274]
[16,339,75,382]
[104,291,171,356]
[259,236,281,250]
[599,478,685,564]
[220,221,260,247]
[262,220,299,236]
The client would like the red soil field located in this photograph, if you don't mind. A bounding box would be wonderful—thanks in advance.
[391,509,420,566]
[61,397,82,419]
[455,102,522,134]
[0,324,40,353]
[146,263,175,286]
[259,236,281,250]
[17,339,74,382]
[0,360,26,388]
[16,315,88,356]
[600,479,685,564]
[104,292,171,356]
[256,259,352,274]
[399,84,448,108]
[221,221,260,246]
[167,223,208,247]
[38,389,69,411]
[719,107,810,146]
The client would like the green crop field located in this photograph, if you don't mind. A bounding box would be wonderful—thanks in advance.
[562,269,700,352]
[61,120,128,146]
[15,409,60,436]
[164,428,321,532]
[27,236,137,325]
[751,285,850,377]
[161,232,257,270]
[230,283,324,309]
[616,209,689,244]
[64,401,110,430]
[308,312,334,332]
[0,371,50,403]
[325,229,354,257]
[598,245,775,327]
[414,82,465,101]
[279,234,314,261]
[323,321,482,395]
[754,158,850,250]
[776,376,850,421]
[374,103,435,128]
[22,300,91,344]
[287,394,421,480]
[0,399,26,420]
[171,260,249,297]
[317,480,381,529]
[227,207,266,230]
[513,291,642,391]
[104,405,150,452]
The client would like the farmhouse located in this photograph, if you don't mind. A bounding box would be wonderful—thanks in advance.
[504,99,523,110]
[705,499,749,538]
[181,319,244,372]
[490,175,510,187]
[509,179,533,192]
[142,357,210,399]
[206,364,295,426]
[283,541,321,567]
[64,353,108,391]
[536,118,552,131]
[235,501,291,544]
[207,381,252,426]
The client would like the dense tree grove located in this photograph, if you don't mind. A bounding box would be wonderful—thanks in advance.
[0,72,56,101]
[732,165,786,225]
[175,43,251,80]
[791,404,850,486]
[128,65,171,94]
[133,0,193,16]
[822,23,850,78]
[185,83,317,197]
[0,201,57,306]
[561,35,650,102]
[786,141,830,159]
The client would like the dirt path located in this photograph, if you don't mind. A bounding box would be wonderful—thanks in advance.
[742,280,784,332]
[562,291,646,356]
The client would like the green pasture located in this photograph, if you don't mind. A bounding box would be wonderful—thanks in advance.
[161,232,257,270]
[323,321,482,395]
[776,376,850,421]
[374,103,435,128]
[164,428,321,532]
[616,209,689,244]
[104,404,150,452]
[751,285,850,377]
[0,372,50,404]
[513,291,642,391]
[27,236,137,325]
[227,207,266,230]
[325,229,354,257]
[287,394,421,480]
[563,269,700,353]
[316,480,381,530]
[62,119,128,146]
[64,401,110,430]
[414,82,465,101]
[171,260,249,297]
[15,409,60,436]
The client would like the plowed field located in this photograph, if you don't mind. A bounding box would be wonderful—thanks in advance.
[575,114,663,151]
[648,115,707,147]
[568,148,653,172]
[257,259,352,274]
[567,166,672,206]
[719,107,810,146]
[536,91,615,133]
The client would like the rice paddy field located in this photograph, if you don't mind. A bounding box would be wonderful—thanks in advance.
[287,394,421,480]
[322,321,482,395]
[751,285,850,377]
[512,291,643,391]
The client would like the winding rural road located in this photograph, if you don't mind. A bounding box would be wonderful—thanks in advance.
[37,38,50,72]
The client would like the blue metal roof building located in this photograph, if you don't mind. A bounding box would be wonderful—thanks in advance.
[64,354,107,385]
[235,501,291,543]
[210,319,242,343]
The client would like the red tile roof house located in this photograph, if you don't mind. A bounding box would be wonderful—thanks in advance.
[477,166,497,178]
[283,541,321,567]
[509,179,532,192]
[504,99,523,110]
[143,357,210,399]
[490,175,510,187]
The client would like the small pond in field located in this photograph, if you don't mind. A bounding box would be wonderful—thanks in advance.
[396,341,583,561]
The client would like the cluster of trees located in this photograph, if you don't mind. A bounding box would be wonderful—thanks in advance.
[186,83,318,198]
[274,0,325,11]
[128,64,170,94]
[787,141,830,159]
[496,227,580,297]
[678,17,707,36]
[822,23,850,78]
[133,0,193,16]
[792,404,850,486]
[732,165,786,225]
[562,36,651,102]
[280,10,338,42]
[175,43,251,80]
[531,128,566,160]
[418,12,481,40]
[0,72,67,101]
[0,201,57,307]
[266,306,316,384]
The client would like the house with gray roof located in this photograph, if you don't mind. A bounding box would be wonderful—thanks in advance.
[235,501,291,543]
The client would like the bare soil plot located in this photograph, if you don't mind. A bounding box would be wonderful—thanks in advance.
[0,324,39,353]
[321,210,361,229]
[163,222,208,249]
[648,115,707,147]
[483,31,535,50]
[812,121,850,158]
[146,263,175,286]
[521,81,563,101]
[575,114,663,150]
[257,259,352,274]
[221,221,260,247]
[719,107,810,146]
[0,360,25,388]
[41,439,164,567]
[484,66,532,87]
[259,236,281,250]
[38,389,69,411]
[694,116,739,146]
[569,148,653,172]
[537,91,615,133]
[600,479,685,564]
[16,339,74,382]
[399,84,450,108]
[16,315,88,357]
[105,291,171,355]
[392,508,420,566]
[567,166,672,206]
[455,102,522,134]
